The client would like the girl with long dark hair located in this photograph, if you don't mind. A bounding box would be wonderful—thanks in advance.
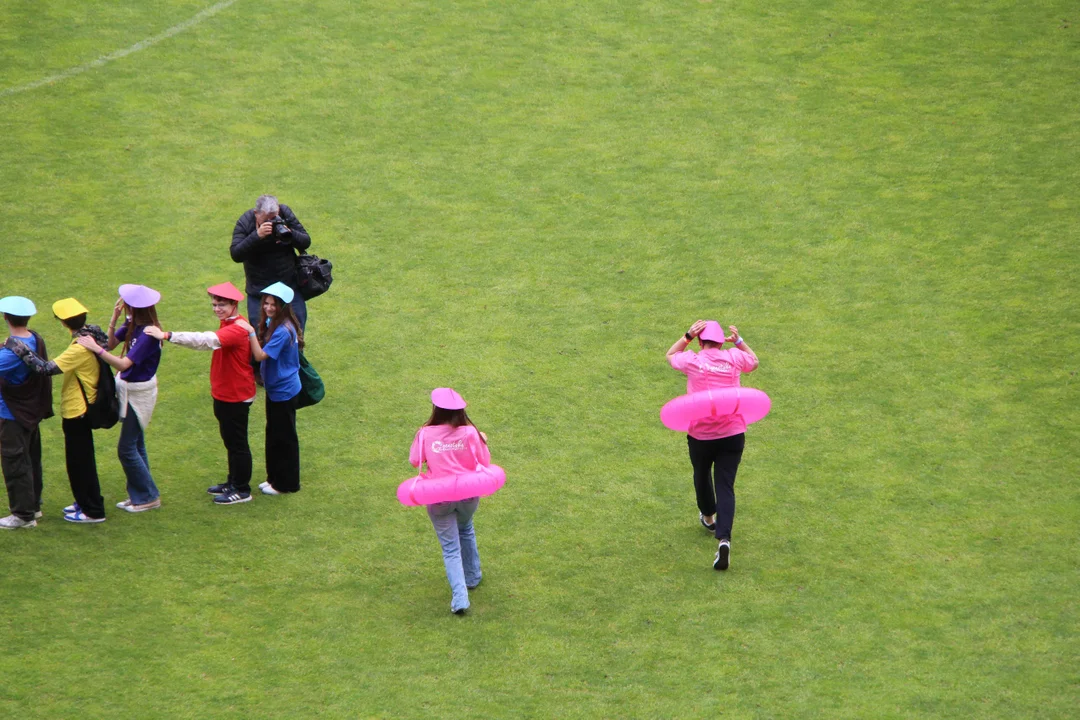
[409,388,491,614]
[77,284,165,513]
[236,282,302,495]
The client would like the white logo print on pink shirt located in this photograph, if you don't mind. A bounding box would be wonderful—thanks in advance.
[430,440,466,454]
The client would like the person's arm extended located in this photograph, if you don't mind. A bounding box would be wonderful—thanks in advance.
[280,205,311,251]
[145,325,220,351]
[75,335,133,372]
[667,320,707,361]
[8,340,62,375]
[234,318,270,361]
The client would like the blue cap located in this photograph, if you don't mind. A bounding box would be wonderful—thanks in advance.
[260,282,295,304]
[0,296,37,317]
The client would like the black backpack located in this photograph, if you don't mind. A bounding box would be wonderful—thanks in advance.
[295,249,333,300]
[77,356,119,429]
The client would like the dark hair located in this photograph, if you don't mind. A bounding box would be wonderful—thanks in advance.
[3,313,30,328]
[424,405,485,442]
[701,340,722,349]
[209,294,238,308]
[59,313,87,331]
[121,304,160,357]
[259,295,305,350]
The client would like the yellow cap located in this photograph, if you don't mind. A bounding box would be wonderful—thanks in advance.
[52,298,88,320]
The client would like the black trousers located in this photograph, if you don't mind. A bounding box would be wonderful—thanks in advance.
[62,416,105,518]
[687,433,745,541]
[265,395,300,493]
[213,399,252,493]
[0,418,43,522]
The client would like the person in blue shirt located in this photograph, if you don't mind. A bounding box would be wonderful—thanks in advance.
[0,297,53,530]
[236,282,303,495]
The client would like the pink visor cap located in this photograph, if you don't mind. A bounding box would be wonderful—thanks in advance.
[431,387,467,410]
[119,284,161,308]
[698,321,726,343]
[207,282,245,303]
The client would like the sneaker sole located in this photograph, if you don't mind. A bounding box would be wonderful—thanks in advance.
[214,496,253,505]
[123,503,161,513]
[64,515,106,524]
[713,544,730,571]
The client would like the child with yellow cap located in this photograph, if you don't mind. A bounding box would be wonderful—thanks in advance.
[12,298,111,523]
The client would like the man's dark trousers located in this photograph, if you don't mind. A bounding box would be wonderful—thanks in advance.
[687,432,745,541]
[0,418,43,522]
[62,415,105,519]
[214,399,252,494]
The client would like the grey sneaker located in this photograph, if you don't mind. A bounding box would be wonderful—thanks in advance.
[122,498,161,513]
[0,514,37,529]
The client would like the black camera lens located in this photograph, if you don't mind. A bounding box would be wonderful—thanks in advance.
[271,216,291,235]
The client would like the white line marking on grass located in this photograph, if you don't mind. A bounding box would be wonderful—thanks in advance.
[0,0,237,99]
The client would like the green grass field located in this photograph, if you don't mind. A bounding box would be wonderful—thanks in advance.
[1,1,1077,717]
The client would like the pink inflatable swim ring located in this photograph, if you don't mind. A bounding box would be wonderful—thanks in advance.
[661,387,772,432]
[397,465,507,507]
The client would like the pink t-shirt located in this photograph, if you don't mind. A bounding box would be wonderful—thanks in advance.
[669,347,759,440]
[409,424,492,477]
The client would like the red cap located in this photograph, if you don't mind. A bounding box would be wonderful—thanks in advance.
[206,282,245,303]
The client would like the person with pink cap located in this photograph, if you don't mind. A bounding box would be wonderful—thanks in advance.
[409,388,491,614]
[77,284,165,513]
[144,282,257,505]
[666,320,759,570]
[234,282,303,495]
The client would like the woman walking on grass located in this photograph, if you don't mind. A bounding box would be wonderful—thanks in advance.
[666,320,758,571]
[409,388,491,615]
[235,282,302,496]
[77,285,164,514]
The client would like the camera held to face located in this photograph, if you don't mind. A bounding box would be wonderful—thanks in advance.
[271,215,292,236]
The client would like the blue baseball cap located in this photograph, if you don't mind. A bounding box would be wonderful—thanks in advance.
[260,282,295,304]
[0,296,37,317]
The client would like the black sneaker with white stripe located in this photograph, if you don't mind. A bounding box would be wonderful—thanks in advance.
[207,483,232,495]
[213,489,252,505]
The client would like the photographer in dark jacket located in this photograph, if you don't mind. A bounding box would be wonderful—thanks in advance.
[231,194,311,334]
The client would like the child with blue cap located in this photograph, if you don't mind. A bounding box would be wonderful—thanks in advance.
[0,297,53,529]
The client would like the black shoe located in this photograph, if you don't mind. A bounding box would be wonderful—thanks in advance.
[700,513,716,532]
[713,540,730,571]
[207,483,232,495]
[213,490,252,505]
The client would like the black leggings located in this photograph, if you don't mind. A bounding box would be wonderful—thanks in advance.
[687,433,745,540]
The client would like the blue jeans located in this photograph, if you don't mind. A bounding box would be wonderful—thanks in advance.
[247,292,306,332]
[427,498,482,612]
[118,406,159,504]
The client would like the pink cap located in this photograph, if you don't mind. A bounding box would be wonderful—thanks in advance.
[699,321,725,343]
[118,284,161,309]
[206,282,244,302]
[431,387,467,410]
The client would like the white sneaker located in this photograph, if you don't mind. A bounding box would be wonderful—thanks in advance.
[258,481,270,490]
[122,498,161,513]
[116,499,132,509]
[34,511,43,519]
[0,514,37,529]
[260,484,282,495]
